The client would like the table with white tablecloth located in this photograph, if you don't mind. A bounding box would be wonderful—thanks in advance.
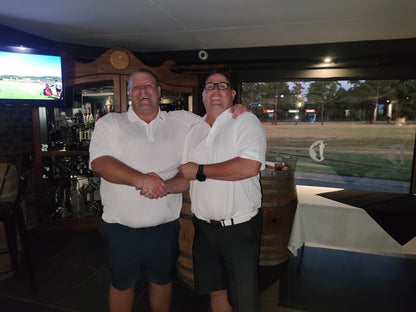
[288,185,416,258]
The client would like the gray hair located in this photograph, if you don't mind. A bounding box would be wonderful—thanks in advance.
[128,69,159,93]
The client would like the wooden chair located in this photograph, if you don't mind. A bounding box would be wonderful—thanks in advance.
[0,153,35,290]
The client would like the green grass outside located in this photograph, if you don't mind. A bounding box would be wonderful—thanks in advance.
[0,80,57,100]
[263,122,416,182]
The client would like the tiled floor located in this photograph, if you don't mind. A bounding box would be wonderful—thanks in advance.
[280,247,416,312]
[0,228,301,312]
[1,228,415,311]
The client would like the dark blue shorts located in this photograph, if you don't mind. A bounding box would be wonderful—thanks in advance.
[100,220,179,290]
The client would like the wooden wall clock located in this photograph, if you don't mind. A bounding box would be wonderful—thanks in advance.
[109,50,130,70]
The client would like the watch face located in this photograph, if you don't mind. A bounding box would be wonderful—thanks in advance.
[197,174,206,182]
[198,173,206,182]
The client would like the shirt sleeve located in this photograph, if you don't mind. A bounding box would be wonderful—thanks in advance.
[88,114,117,168]
[234,113,267,170]
[180,120,207,164]
[168,110,202,128]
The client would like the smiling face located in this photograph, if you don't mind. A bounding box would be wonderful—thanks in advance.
[202,73,236,121]
[128,71,161,121]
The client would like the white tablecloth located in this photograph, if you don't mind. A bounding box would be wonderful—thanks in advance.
[288,185,416,258]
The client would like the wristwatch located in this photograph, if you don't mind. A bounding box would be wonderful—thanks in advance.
[196,164,206,182]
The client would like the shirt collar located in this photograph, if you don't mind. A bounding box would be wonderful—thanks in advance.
[203,107,233,124]
[127,106,167,124]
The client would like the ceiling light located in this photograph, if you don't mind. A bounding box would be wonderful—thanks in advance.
[9,45,34,53]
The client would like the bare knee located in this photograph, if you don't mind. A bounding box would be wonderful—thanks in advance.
[149,281,172,312]
[108,284,135,312]
[209,289,233,312]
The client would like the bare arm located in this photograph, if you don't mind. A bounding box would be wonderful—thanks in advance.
[91,155,168,197]
[166,173,190,194]
[91,155,143,187]
[178,157,261,181]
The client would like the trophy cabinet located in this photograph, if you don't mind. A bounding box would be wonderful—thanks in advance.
[32,47,199,230]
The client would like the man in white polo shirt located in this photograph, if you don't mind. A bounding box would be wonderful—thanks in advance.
[178,71,267,312]
[89,69,247,312]
[90,69,203,312]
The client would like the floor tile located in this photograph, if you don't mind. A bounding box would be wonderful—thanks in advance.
[279,247,416,312]
[1,229,414,312]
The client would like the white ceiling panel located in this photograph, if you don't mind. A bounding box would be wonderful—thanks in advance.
[1,0,415,52]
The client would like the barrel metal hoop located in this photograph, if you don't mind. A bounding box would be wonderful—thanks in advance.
[261,198,298,208]
[260,170,294,178]
[179,212,194,220]
[177,262,194,274]
[262,188,296,194]
[179,250,192,258]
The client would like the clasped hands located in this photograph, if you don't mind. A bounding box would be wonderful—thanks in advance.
[137,172,169,199]
[138,162,198,199]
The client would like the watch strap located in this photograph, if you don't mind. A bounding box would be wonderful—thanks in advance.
[196,164,206,182]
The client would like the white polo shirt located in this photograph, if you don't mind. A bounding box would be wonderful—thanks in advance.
[89,106,201,228]
[182,108,267,221]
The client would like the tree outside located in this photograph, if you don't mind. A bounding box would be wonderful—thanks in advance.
[241,80,416,123]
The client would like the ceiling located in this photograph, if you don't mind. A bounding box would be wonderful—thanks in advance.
[1,0,416,54]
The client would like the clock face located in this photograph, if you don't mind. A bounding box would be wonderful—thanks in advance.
[109,50,130,70]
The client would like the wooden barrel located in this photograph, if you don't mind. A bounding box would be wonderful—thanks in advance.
[259,165,297,265]
[177,191,195,289]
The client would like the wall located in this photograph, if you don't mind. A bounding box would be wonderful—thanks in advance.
[0,106,33,162]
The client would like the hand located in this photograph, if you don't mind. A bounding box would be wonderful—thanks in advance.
[139,172,169,199]
[178,162,199,180]
[230,104,251,119]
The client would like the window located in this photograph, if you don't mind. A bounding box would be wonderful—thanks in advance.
[242,80,416,193]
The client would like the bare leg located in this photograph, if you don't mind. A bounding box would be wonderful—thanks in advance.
[149,281,172,312]
[210,289,233,312]
[108,284,135,312]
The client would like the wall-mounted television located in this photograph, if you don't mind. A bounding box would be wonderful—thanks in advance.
[0,48,64,107]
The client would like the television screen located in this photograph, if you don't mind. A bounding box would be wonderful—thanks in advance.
[0,50,63,106]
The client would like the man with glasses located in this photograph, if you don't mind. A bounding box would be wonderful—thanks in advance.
[177,70,267,312]
[89,69,247,312]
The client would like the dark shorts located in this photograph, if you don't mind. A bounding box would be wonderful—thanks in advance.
[100,220,179,290]
[192,211,262,312]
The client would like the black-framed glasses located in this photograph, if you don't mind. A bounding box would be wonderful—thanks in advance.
[204,82,231,90]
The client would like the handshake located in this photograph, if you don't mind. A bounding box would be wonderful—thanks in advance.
[137,162,199,199]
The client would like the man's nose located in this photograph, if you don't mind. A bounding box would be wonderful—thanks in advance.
[212,86,221,93]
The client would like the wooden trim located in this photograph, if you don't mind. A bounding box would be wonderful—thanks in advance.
[62,47,198,88]
[410,132,416,195]
[32,107,44,223]
[113,74,121,112]
[40,216,102,232]
[64,74,115,87]
[120,75,129,112]
[40,151,89,157]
